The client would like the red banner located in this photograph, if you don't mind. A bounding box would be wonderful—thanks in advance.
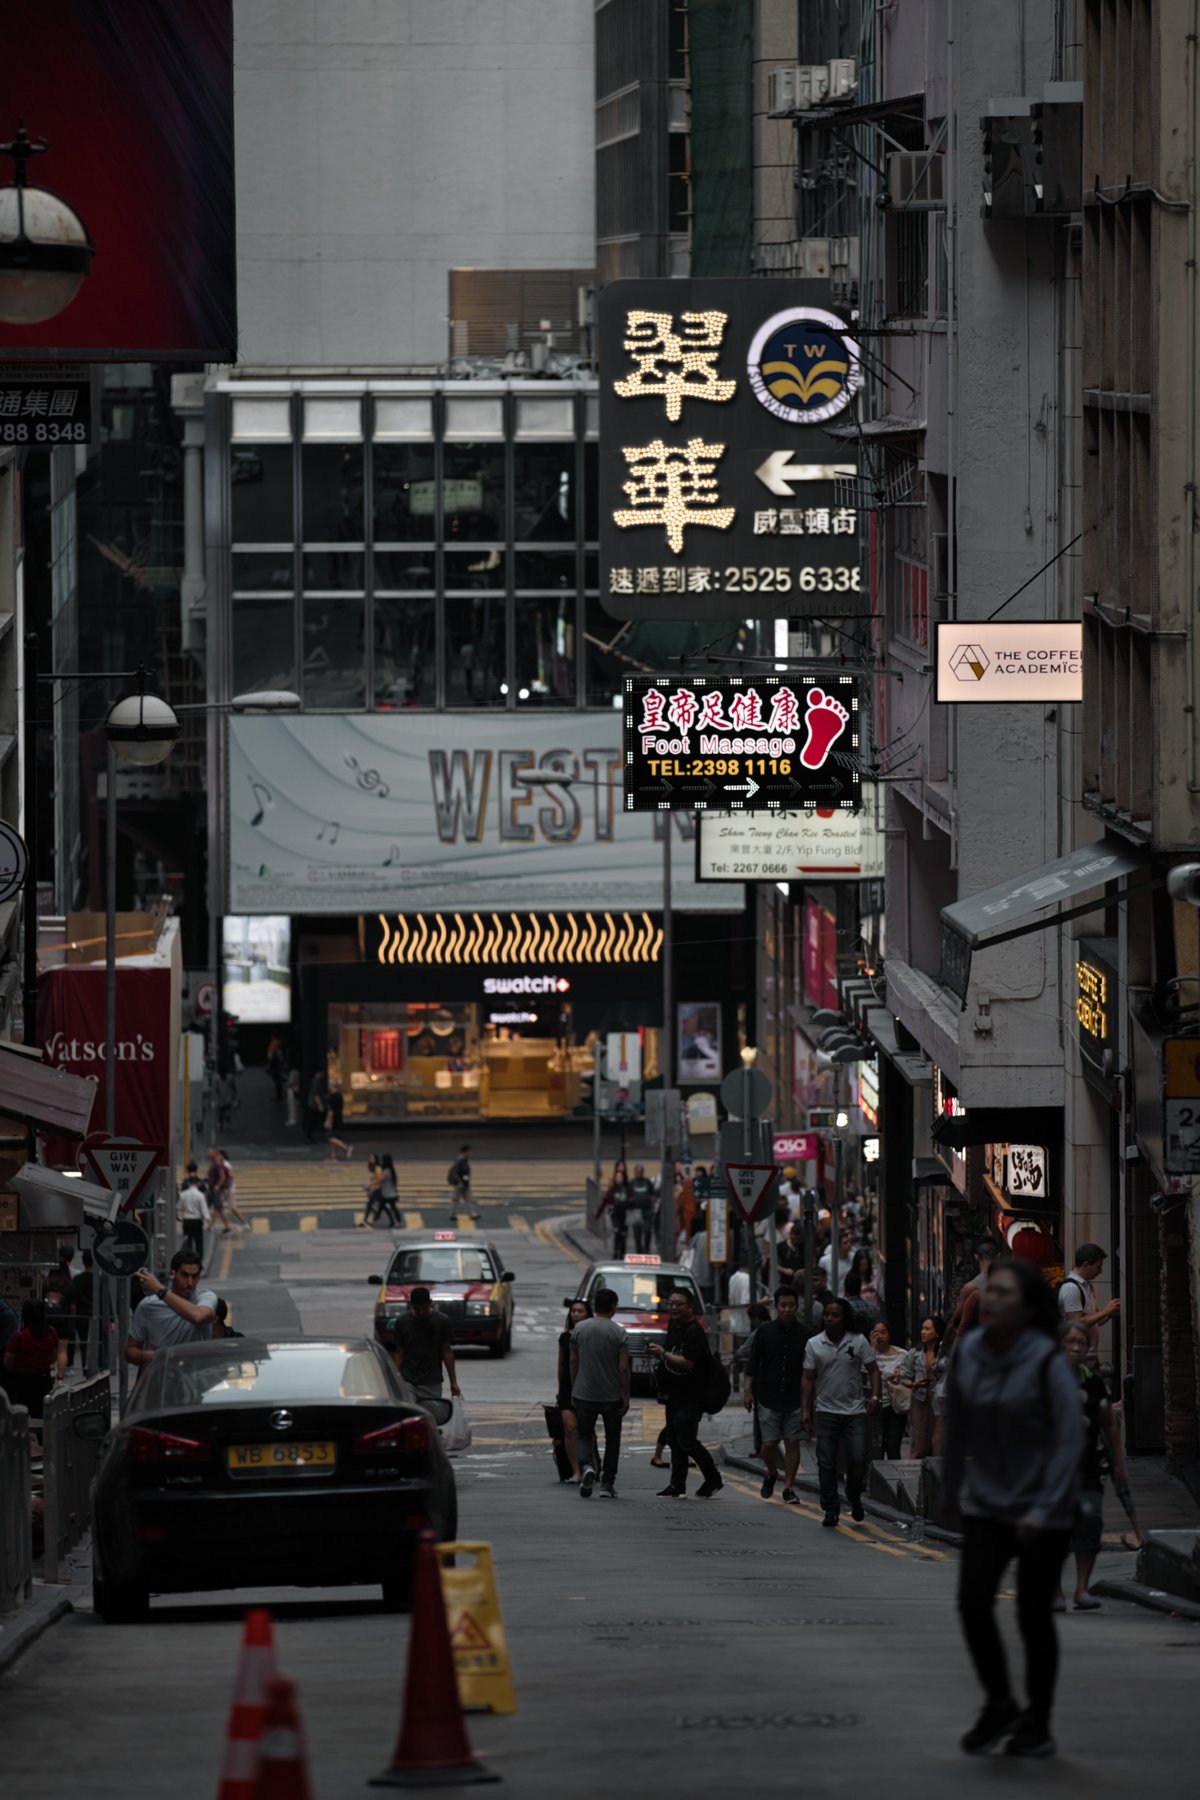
[38,964,175,1167]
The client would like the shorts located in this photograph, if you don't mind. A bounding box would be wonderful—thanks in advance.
[756,1402,804,1443]
[1071,1487,1104,1554]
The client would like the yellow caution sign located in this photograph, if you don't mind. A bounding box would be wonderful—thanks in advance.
[436,1541,517,1715]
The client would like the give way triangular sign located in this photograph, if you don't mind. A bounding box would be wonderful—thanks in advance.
[81,1137,161,1216]
[724,1163,777,1224]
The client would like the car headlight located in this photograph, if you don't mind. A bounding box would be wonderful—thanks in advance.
[467,1300,496,1316]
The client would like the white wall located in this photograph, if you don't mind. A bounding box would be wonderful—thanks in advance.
[234,0,596,367]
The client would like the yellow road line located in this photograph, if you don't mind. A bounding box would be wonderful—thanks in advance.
[215,1235,234,1282]
[250,1217,270,1236]
[508,1214,531,1233]
[298,1215,319,1233]
[535,1216,585,1266]
[403,1211,425,1231]
[723,1471,909,1556]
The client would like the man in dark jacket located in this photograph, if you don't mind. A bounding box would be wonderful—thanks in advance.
[646,1289,723,1499]
[744,1285,808,1503]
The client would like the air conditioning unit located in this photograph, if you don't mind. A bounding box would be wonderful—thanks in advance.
[768,67,801,116]
[795,64,831,111]
[826,58,857,100]
[831,236,860,274]
[887,151,948,209]
[800,237,832,278]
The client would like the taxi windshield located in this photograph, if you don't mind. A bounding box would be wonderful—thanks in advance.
[387,1246,496,1284]
[594,1270,701,1313]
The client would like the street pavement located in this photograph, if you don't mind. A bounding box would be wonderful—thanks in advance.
[2,1214,1199,1797]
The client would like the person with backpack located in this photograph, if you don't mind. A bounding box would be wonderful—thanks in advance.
[646,1287,724,1499]
[801,1293,880,1527]
[944,1257,1084,1760]
[1057,1243,1119,1359]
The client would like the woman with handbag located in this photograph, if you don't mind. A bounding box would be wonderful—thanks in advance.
[870,1319,911,1458]
[901,1314,946,1458]
[549,1299,592,1482]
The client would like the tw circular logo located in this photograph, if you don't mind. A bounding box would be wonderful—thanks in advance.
[747,307,861,425]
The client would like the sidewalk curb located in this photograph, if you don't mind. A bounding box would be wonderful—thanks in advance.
[560,1216,606,1265]
[0,1589,79,1677]
[720,1443,966,1547]
[1090,1577,1200,1623]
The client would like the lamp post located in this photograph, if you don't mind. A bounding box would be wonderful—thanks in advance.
[0,121,93,324]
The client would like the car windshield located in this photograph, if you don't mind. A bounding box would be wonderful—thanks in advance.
[387,1246,496,1283]
[133,1341,395,1409]
[591,1270,701,1312]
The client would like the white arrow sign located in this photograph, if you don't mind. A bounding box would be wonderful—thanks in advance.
[724,1162,778,1223]
[725,777,761,797]
[754,455,857,497]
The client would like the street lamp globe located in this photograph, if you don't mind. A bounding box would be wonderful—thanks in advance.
[104,692,180,767]
[0,123,94,325]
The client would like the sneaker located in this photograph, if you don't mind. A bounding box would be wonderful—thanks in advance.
[1005,1716,1056,1759]
[1073,1593,1102,1611]
[598,1481,617,1499]
[821,1509,839,1528]
[695,1477,724,1498]
[781,1487,799,1505]
[760,1474,777,1500]
[579,1467,596,1499]
[850,1501,865,1522]
[961,1697,1020,1755]
[657,1485,685,1498]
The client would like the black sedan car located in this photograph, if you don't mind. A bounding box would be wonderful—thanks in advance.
[83,1335,457,1622]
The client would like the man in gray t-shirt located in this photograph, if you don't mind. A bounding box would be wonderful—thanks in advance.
[801,1294,880,1528]
[569,1289,631,1498]
[126,1250,218,1372]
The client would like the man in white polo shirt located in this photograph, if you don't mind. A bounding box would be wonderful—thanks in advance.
[801,1293,880,1528]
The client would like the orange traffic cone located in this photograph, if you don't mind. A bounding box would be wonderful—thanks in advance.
[370,1531,499,1788]
[217,1609,279,1800]
[253,1678,314,1800]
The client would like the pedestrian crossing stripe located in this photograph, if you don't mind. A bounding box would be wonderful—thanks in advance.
[508,1215,530,1233]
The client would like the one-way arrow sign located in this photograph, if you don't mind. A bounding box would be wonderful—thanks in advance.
[754,455,857,498]
[724,1162,778,1223]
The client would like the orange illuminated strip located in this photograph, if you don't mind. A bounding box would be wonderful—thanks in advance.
[372,911,662,967]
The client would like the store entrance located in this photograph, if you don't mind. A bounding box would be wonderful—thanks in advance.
[329,998,586,1123]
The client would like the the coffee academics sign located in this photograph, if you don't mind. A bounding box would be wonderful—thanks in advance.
[599,279,863,622]
[623,674,861,814]
[935,623,1083,704]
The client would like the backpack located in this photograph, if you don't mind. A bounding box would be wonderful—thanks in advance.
[702,1348,732,1416]
[446,1163,458,1187]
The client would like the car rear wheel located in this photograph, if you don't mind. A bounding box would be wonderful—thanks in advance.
[93,1572,149,1624]
[488,1321,512,1359]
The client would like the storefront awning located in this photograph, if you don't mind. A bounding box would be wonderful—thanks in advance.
[940,842,1150,1002]
[11,1161,118,1228]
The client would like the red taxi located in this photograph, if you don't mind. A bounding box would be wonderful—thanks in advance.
[565,1255,709,1382]
[369,1232,515,1358]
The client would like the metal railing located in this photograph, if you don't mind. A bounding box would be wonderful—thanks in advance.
[0,1389,33,1613]
[41,1374,109,1584]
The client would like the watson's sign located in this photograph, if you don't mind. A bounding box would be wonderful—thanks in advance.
[935,622,1083,704]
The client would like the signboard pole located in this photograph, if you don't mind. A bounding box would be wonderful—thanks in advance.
[103,741,118,1399]
[659,826,675,1256]
[802,1187,816,1327]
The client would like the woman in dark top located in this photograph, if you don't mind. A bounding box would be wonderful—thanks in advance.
[2,1300,64,1417]
[556,1299,592,1481]
[1055,1320,1140,1610]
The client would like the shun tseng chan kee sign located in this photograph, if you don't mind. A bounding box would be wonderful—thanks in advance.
[599,278,864,623]
[623,674,862,814]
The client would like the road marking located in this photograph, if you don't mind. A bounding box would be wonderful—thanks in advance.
[250,1217,270,1236]
[299,1214,319,1233]
[508,1214,531,1233]
[215,1235,234,1282]
[536,1216,585,1266]
[722,1472,911,1557]
[404,1210,425,1231]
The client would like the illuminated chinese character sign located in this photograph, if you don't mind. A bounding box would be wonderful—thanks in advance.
[600,279,862,621]
[623,674,862,814]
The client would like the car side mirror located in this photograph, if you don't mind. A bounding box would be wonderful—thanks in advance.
[367,1274,383,1285]
[73,1411,109,1440]
[501,1272,514,1284]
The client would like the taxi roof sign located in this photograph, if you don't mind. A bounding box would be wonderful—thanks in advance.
[434,1231,458,1241]
[624,1253,661,1264]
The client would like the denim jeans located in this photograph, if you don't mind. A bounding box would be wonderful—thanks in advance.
[815,1411,868,1514]
[573,1397,624,1483]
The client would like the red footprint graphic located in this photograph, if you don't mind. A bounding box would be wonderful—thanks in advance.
[799,689,849,769]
